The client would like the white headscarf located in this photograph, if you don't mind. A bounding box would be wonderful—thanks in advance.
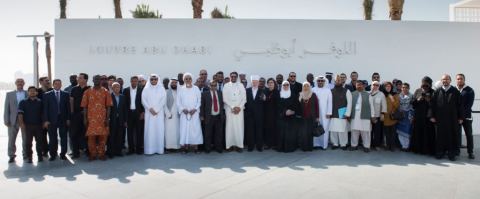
[299,82,313,101]
[183,72,194,88]
[142,74,166,111]
[280,81,291,99]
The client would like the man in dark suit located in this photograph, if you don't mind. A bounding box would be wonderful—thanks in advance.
[123,76,145,155]
[245,75,265,152]
[107,82,128,158]
[43,79,71,161]
[200,80,225,153]
[4,78,27,163]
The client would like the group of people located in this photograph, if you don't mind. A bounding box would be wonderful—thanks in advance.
[4,69,475,164]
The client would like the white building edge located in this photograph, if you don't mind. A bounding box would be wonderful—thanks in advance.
[450,0,480,22]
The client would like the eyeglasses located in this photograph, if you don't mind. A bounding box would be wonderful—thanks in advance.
[150,78,158,81]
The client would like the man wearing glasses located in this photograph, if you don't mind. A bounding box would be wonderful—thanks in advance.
[366,72,383,92]
[288,72,302,97]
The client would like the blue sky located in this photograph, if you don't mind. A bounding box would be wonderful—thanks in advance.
[0,0,459,85]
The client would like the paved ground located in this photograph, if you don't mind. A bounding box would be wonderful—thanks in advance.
[1,134,479,199]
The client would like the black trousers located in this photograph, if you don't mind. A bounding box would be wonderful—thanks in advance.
[371,118,383,147]
[435,124,459,158]
[48,123,68,157]
[458,120,474,154]
[24,125,46,159]
[127,110,144,153]
[204,115,224,151]
[41,128,49,155]
[69,112,86,156]
[383,125,397,150]
[246,116,264,150]
[108,118,125,156]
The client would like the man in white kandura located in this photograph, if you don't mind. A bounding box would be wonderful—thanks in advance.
[141,74,167,155]
[312,76,333,150]
[177,73,203,153]
[164,78,180,151]
[223,71,247,152]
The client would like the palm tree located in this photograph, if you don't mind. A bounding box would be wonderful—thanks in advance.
[130,4,162,18]
[388,0,405,20]
[114,0,122,18]
[59,0,67,19]
[211,6,234,19]
[44,32,52,81]
[192,0,203,18]
[363,0,374,20]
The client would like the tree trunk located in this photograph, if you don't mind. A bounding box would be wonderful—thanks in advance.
[114,0,122,18]
[192,0,203,19]
[59,0,67,19]
[363,0,374,20]
[388,0,404,20]
[44,32,52,82]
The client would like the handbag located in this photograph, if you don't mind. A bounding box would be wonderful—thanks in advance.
[390,110,405,120]
[313,122,325,137]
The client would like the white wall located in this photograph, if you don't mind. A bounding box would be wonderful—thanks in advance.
[55,19,480,90]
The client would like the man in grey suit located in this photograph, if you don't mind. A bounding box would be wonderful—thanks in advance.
[4,78,27,163]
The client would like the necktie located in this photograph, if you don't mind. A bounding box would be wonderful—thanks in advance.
[213,91,218,112]
[56,91,61,114]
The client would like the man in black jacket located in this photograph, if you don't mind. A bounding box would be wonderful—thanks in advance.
[288,72,302,97]
[200,80,225,153]
[431,74,464,161]
[107,83,128,158]
[69,73,90,158]
[456,73,475,159]
[245,75,266,152]
[123,76,145,155]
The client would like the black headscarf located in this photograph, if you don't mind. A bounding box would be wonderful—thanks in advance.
[422,76,433,87]
[382,81,396,96]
